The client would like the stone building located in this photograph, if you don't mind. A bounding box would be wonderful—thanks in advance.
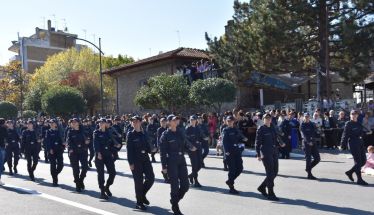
[103,47,211,114]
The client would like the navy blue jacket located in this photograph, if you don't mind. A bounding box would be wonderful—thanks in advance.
[21,129,39,151]
[222,127,244,155]
[185,125,204,149]
[300,121,317,143]
[93,129,114,156]
[45,129,63,152]
[6,128,19,148]
[156,126,167,147]
[160,128,194,169]
[67,129,87,152]
[255,125,278,157]
[341,121,365,151]
[126,130,151,165]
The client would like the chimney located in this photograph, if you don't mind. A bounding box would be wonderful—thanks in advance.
[47,20,51,31]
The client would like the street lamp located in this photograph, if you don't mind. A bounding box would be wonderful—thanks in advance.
[68,36,104,114]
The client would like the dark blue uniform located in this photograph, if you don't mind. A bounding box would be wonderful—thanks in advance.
[146,122,159,162]
[22,129,40,180]
[109,123,123,161]
[67,128,88,190]
[127,129,155,206]
[341,120,368,184]
[198,122,210,167]
[185,125,205,186]
[157,126,168,182]
[93,129,117,194]
[222,126,244,191]
[160,128,194,206]
[83,124,94,167]
[255,125,279,197]
[45,128,64,184]
[300,121,320,178]
[5,128,20,174]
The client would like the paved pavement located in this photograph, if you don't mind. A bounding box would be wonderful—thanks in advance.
[0,149,373,215]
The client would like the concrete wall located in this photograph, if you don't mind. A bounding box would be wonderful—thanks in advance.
[115,59,176,114]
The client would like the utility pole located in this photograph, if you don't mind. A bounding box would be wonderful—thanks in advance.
[99,37,104,114]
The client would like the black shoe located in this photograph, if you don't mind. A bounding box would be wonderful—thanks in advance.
[105,185,112,197]
[229,187,240,195]
[100,191,109,200]
[30,172,35,181]
[45,159,49,163]
[9,170,13,176]
[76,184,82,192]
[142,195,150,205]
[188,174,194,185]
[80,179,85,190]
[267,194,280,201]
[257,185,268,197]
[171,203,183,215]
[201,162,206,168]
[268,188,279,201]
[223,167,228,171]
[14,167,18,174]
[135,202,147,211]
[88,162,92,168]
[194,181,202,188]
[345,171,354,182]
[53,177,58,186]
[152,158,156,163]
[307,174,318,180]
[357,180,369,186]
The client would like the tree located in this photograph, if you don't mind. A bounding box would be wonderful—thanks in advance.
[22,110,37,119]
[206,0,374,97]
[0,61,29,110]
[28,47,134,114]
[23,84,47,112]
[134,85,162,110]
[0,101,18,119]
[190,78,236,113]
[134,74,190,112]
[41,86,85,117]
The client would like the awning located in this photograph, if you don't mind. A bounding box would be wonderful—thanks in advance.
[245,71,314,91]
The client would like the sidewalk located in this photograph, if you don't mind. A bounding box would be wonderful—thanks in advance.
[208,148,305,158]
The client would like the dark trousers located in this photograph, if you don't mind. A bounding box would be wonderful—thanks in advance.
[25,148,39,175]
[201,141,209,161]
[168,156,189,205]
[49,151,64,179]
[324,130,335,148]
[95,153,116,189]
[131,159,155,202]
[5,146,20,169]
[279,137,291,158]
[69,150,88,184]
[261,151,279,188]
[43,145,49,161]
[226,153,243,185]
[348,146,366,181]
[88,144,95,163]
[188,149,202,179]
[304,143,321,174]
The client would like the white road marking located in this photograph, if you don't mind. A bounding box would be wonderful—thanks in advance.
[2,184,118,215]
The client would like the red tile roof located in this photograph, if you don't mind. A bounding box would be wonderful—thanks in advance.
[103,47,210,75]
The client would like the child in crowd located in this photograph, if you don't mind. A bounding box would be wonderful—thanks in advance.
[362,146,374,175]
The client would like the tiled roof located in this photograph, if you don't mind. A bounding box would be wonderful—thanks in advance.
[103,47,210,75]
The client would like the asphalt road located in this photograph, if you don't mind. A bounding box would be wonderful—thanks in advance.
[0,149,373,215]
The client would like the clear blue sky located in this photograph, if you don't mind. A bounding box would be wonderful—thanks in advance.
[0,0,235,65]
